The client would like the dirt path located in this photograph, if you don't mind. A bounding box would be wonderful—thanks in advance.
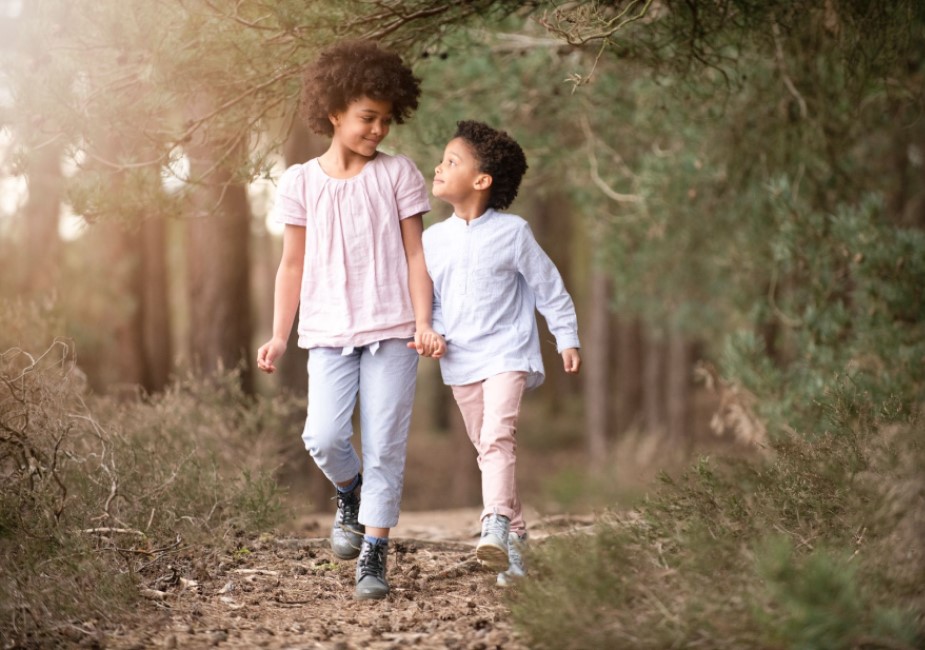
[101,509,593,650]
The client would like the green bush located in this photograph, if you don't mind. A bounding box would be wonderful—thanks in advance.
[512,421,924,649]
[755,537,918,650]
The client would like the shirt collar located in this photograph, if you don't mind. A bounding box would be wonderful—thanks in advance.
[451,208,496,227]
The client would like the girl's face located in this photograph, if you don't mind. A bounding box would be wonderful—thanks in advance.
[329,96,393,158]
[433,137,489,204]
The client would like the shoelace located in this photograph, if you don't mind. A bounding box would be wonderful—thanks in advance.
[334,491,360,526]
[357,543,386,579]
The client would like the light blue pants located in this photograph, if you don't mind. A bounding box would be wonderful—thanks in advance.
[302,338,419,529]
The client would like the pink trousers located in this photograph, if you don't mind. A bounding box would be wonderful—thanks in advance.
[451,371,527,535]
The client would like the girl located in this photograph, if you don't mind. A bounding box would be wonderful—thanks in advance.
[423,120,581,586]
[257,40,445,601]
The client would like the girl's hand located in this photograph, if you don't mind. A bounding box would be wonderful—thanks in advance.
[562,348,581,374]
[408,328,447,358]
[257,337,287,373]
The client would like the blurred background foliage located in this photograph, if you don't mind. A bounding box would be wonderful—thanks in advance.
[1,0,923,647]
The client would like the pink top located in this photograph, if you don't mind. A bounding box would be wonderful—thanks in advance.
[274,152,431,349]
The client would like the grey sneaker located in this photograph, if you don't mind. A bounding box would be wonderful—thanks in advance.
[355,538,389,600]
[475,513,510,570]
[331,476,364,560]
[497,532,527,587]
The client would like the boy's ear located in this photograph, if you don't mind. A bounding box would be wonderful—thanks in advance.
[474,173,493,190]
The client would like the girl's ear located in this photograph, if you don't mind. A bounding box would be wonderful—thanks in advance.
[474,174,493,190]
[329,112,342,129]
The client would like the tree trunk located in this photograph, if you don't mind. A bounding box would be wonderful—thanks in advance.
[78,134,157,394]
[584,269,611,469]
[140,215,172,392]
[642,329,665,436]
[85,222,147,394]
[16,1,64,298]
[612,314,643,437]
[20,142,63,297]
[186,153,254,394]
[666,324,692,453]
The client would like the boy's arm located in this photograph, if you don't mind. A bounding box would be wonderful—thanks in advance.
[400,215,446,359]
[516,223,581,354]
[256,225,305,373]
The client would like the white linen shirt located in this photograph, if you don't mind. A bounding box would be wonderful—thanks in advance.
[423,209,581,390]
[274,152,431,349]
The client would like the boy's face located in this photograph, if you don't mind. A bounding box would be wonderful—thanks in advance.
[329,96,393,158]
[432,137,490,206]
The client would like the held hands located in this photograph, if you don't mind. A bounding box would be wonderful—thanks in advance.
[256,337,287,374]
[562,348,581,374]
[407,327,447,358]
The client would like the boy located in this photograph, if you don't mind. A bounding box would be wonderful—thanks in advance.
[421,120,581,585]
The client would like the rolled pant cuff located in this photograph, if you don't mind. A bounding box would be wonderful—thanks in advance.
[481,506,516,522]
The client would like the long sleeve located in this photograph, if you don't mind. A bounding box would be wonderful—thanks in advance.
[432,291,445,336]
[515,223,581,352]
[423,210,577,389]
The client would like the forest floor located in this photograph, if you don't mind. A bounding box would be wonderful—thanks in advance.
[98,508,595,650]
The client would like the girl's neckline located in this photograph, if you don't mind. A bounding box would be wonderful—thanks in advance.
[314,152,379,180]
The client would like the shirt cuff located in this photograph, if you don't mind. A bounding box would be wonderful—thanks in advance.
[556,335,581,353]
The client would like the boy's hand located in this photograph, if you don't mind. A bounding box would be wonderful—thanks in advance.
[257,337,287,373]
[562,348,581,374]
[407,328,447,358]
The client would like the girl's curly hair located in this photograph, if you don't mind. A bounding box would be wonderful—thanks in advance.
[299,40,421,137]
[453,120,528,210]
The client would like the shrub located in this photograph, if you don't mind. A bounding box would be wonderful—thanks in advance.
[511,419,924,649]
[0,328,300,645]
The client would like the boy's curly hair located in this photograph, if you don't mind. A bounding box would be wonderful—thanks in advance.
[299,40,421,137]
[453,120,528,210]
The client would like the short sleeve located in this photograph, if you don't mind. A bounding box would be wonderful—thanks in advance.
[392,155,431,220]
[274,164,307,226]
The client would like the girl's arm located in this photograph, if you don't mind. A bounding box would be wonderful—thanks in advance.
[256,225,306,373]
[400,215,446,358]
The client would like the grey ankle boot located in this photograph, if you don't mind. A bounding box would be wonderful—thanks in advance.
[331,476,364,560]
[497,531,527,587]
[355,538,389,600]
[475,513,510,571]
